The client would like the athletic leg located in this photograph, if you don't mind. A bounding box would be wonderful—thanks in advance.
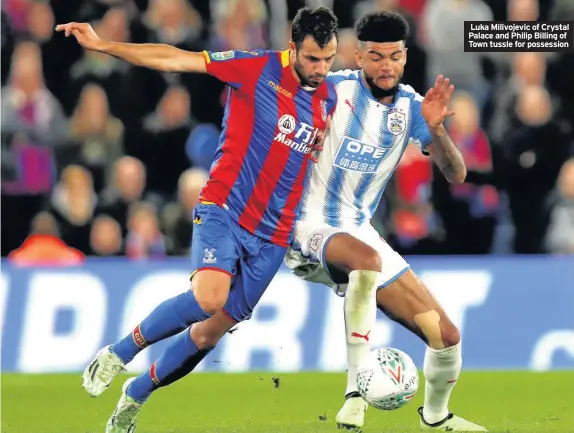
[106,230,286,431]
[83,203,239,397]
[105,312,236,433]
[127,230,287,403]
[127,312,236,402]
[304,229,385,431]
[322,233,381,397]
[376,270,487,431]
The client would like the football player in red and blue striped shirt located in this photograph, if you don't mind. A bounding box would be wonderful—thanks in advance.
[57,7,338,431]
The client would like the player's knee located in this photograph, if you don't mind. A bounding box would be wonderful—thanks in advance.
[415,309,461,349]
[190,310,236,350]
[193,291,227,315]
[192,284,228,315]
[348,246,382,273]
[191,270,232,315]
[363,250,382,273]
[441,323,461,348]
[190,328,222,350]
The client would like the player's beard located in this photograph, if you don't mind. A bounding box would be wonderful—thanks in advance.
[364,71,402,99]
[294,59,322,89]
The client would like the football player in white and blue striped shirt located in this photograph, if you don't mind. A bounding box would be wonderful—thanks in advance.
[285,11,487,432]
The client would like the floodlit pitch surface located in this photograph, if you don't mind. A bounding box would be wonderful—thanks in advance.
[2,371,573,432]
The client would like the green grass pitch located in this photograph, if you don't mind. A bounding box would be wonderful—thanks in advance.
[2,371,573,432]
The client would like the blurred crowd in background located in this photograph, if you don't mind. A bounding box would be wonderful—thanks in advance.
[2,0,574,260]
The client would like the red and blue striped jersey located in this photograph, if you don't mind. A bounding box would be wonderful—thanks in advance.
[200,49,337,247]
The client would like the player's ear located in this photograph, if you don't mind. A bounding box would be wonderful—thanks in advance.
[355,49,363,68]
[403,47,408,65]
[288,41,296,57]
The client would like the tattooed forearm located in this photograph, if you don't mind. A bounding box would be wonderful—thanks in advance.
[429,125,466,184]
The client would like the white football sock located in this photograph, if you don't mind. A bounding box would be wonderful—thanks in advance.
[422,342,462,424]
[344,270,379,396]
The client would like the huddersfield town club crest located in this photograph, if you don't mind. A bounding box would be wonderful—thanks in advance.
[387,110,406,136]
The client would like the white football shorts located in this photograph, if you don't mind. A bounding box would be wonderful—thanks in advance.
[284,219,410,296]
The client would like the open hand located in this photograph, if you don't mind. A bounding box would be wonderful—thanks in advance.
[55,22,104,52]
[421,75,455,131]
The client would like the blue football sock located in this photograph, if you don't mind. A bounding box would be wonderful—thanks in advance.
[126,329,212,403]
[112,291,212,364]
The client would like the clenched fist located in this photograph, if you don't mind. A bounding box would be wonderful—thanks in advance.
[55,22,105,52]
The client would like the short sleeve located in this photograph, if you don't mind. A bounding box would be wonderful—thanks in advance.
[408,92,432,154]
[203,49,268,90]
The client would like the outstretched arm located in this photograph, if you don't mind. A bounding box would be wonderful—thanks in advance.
[421,75,467,184]
[426,125,466,184]
[55,22,206,73]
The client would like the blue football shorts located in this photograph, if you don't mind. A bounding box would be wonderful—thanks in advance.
[190,202,287,322]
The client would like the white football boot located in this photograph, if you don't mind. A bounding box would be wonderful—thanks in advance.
[336,394,368,431]
[105,377,142,433]
[419,407,488,431]
[83,345,126,397]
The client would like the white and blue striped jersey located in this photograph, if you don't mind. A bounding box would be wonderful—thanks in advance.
[298,69,432,228]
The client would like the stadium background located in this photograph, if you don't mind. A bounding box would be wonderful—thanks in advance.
[2,0,574,375]
[2,0,574,259]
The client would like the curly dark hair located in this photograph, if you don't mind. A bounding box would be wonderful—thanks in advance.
[291,6,339,48]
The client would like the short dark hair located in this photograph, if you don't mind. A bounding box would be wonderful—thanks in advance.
[291,6,339,49]
[355,11,409,44]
